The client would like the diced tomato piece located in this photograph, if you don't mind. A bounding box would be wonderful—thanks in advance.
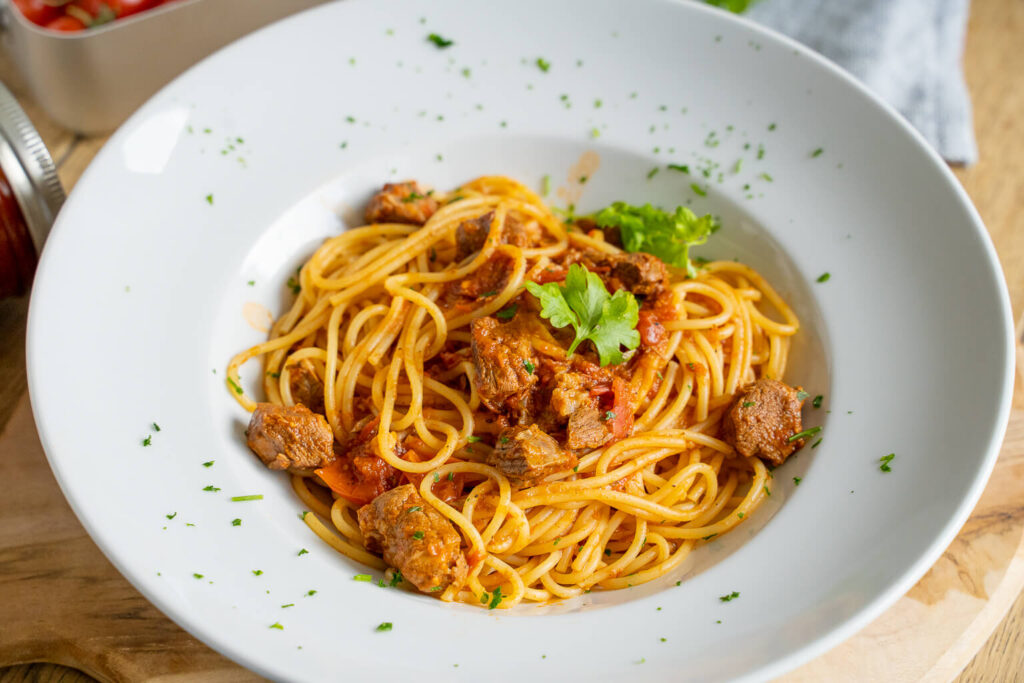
[12,0,60,26]
[637,309,667,348]
[44,16,87,31]
[607,376,634,441]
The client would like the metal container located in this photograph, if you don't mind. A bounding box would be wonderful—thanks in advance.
[0,81,62,297]
[0,0,328,135]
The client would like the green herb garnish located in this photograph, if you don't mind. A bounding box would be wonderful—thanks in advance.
[427,33,453,48]
[525,264,640,366]
[230,494,263,501]
[593,202,718,278]
[879,453,895,472]
[788,426,822,443]
[536,57,551,72]
[719,591,740,602]
[376,622,393,632]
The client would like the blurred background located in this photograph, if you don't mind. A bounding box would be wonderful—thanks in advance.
[0,0,1020,681]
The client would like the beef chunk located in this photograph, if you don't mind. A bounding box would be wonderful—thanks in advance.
[455,211,542,260]
[566,401,613,450]
[357,484,468,593]
[364,181,438,225]
[554,248,669,297]
[722,378,806,466]
[489,424,576,486]
[246,403,335,474]
[548,371,613,450]
[287,364,325,415]
[602,252,668,297]
[471,316,538,418]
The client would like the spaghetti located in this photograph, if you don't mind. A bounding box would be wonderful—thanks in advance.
[226,175,802,609]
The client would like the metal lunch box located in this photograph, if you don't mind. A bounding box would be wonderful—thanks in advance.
[0,0,328,135]
[0,0,328,295]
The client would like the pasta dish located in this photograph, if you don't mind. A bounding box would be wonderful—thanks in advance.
[226,176,812,609]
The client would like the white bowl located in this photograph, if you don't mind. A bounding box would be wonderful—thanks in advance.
[26,0,1014,680]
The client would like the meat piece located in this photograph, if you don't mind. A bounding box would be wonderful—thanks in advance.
[554,248,668,297]
[471,316,538,418]
[722,378,806,466]
[455,211,542,260]
[602,252,668,297]
[490,424,577,486]
[364,181,439,225]
[287,364,325,414]
[357,484,468,593]
[246,403,335,474]
[455,212,491,260]
[575,217,622,248]
[566,401,613,450]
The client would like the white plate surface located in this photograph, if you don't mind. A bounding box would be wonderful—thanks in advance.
[27,0,1013,681]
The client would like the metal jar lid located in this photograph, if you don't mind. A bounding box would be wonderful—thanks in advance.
[0,80,64,295]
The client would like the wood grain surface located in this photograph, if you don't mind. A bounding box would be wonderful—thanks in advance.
[0,0,1022,680]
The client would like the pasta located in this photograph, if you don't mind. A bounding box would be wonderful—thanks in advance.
[227,175,804,609]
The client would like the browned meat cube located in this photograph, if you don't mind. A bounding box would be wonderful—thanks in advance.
[287,364,325,415]
[490,424,577,486]
[471,316,538,418]
[566,401,613,450]
[601,252,668,297]
[364,181,439,225]
[357,484,468,593]
[722,378,806,466]
[455,211,542,261]
[246,403,335,474]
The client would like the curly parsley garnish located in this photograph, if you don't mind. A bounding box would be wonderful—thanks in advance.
[593,202,718,278]
[525,264,640,366]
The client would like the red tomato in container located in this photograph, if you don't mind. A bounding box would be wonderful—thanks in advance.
[110,0,162,17]
[12,0,60,26]
[44,16,87,32]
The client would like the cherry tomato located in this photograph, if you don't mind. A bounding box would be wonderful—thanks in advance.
[44,16,87,32]
[11,0,60,26]
[110,0,160,17]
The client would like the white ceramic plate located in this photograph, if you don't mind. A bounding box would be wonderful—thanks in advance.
[27,0,1013,680]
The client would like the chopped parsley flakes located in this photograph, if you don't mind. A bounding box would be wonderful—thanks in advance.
[488,586,504,610]
[426,33,453,48]
[719,591,740,602]
[816,272,831,283]
[142,435,152,447]
[788,426,822,443]
[495,303,518,320]
[376,622,393,632]
[536,57,551,72]
[202,460,214,467]
[269,622,284,630]
[231,518,241,526]
[413,531,425,540]
[202,485,220,492]
[523,360,535,374]
[879,453,895,472]
[812,395,823,408]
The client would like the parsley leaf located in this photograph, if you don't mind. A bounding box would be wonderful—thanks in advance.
[719,591,740,602]
[525,264,640,366]
[376,621,393,632]
[879,453,895,472]
[593,202,718,278]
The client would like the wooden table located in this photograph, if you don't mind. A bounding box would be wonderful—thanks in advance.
[1,0,1022,680]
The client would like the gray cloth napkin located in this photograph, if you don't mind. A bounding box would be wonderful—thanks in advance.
[746,0,977,164]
